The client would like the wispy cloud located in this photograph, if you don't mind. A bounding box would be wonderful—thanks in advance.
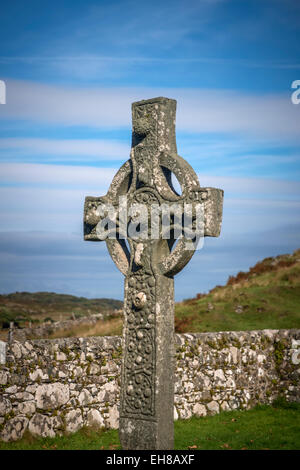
[199,173,300,198]
[0,163,116,188]
[1,80,299,140]
[0,138,129,162]
[1,56,299,69]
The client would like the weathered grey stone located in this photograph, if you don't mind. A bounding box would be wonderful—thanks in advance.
[17,400,36,416]
[0,396,12,416]
[15,392,34,401]
[183,381,195,393]
[193,403,207,417]
[106,361,118,374]
[107,404,119,429]
[89,363,101,375]
[201,390,212,401]
[64,409,83,434]
[11,342,22,359]
[29,413,58,438]
[35,383,69,409]
[24,341,33,351]
[73,366,83,377]
[56,351,67,361]
[83,97,224,450]
[1,416,28,442]
[87,409,105,428]
[226,377,236,388]
[214,369,226,383]
[178,407,192,420]
[97,389,108,403]
[257,354,266,363]
[207,401,219,414]
[0,341,6,364]
[68,397,78,408]
[29,368,47,381]
[26,384,38,394]
[78,388,93,406]
[0,370,8,385]
[229,346,238,364]
[220,401,230,411]
[5,385,18,394]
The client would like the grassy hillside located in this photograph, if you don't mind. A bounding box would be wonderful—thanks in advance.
[175,249,300,333]
[0,292,123,327]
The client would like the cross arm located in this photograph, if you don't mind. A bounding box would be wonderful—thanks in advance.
[83,195,108,241]
[158,186,223,277]
[201,187,224,237]
[84,195,130,274]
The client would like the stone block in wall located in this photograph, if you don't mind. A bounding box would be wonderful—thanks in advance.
[107,404,119,429]
[78,388,93,406]
[29,413,63,438]
[207,401,219,414]
[1,416,29,442]
[0,370,8,385]
[86,409,105,428]
[35,383,69,410]
[0,396,12,416]
[17,401,36,416]
[64,409,83,434]
[193,403,207,417]
[0,341,6,365]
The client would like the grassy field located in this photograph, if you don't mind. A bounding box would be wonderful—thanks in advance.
[0,400,299,450]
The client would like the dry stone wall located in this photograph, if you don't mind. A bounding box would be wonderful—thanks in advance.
[0,329,299,441]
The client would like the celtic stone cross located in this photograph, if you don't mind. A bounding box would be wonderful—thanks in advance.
[83,97,223,450]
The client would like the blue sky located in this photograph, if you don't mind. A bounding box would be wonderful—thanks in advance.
[0,0,299,300]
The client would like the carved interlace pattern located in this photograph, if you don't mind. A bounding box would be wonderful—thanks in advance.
[121,263,157,419]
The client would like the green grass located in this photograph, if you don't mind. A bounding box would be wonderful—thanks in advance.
[175,285,300,333]
[174,400,300,450]
[1,400,299,450]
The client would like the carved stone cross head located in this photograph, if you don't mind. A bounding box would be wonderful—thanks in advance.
[83,97,223,450]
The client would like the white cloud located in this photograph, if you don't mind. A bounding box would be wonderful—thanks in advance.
[1,80,299,139]
[0,163,116,188]
[198,173,300,197]
[0,138,129,161]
